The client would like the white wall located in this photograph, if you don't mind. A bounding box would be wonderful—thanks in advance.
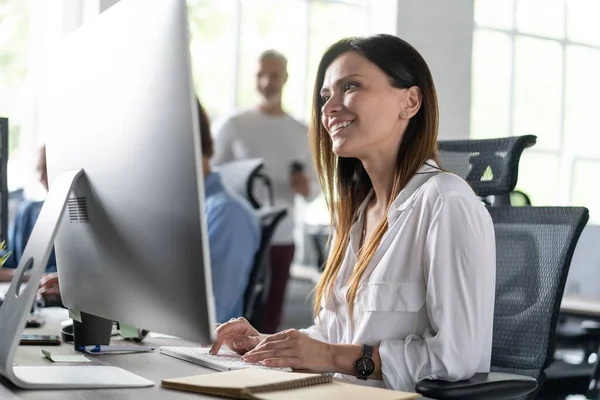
[396,0,474,140]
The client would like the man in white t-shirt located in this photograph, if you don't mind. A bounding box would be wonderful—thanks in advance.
[212,50,317,333]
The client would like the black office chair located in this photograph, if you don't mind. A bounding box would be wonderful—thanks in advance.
[217,158,274,209]
[438,135,537,206]
[416,206,589,400]
[243,206,287,329]
[539,313,600,398]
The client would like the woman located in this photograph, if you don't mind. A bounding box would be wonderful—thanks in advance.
[210,34,496,392]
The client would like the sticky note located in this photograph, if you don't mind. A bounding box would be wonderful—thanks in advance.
[41,349,90,363]
[68,309,82,323]
[119,323,139,339]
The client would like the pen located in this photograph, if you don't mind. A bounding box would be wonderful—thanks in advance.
[77,345,155,353]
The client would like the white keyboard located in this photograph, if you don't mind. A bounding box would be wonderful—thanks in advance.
[159,346,292,372]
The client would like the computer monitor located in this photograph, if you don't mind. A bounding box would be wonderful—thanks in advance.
[0,0,215,389]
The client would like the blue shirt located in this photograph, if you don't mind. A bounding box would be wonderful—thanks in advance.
[3,200,57,273]
[204,171,260,323]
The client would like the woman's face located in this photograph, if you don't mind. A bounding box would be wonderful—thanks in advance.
[320,51,409,159]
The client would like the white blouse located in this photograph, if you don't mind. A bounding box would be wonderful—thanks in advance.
[300,162,496,391]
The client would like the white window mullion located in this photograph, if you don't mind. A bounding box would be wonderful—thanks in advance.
[557,0,570,206]
[232,0,242,112]
[507,0,517,138]
[301,0,311,123]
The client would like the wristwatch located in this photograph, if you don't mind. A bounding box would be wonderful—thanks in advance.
[355,344,375,380]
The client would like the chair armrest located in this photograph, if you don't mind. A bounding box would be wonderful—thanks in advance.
[415,372,537,400]
[582,320,600,334]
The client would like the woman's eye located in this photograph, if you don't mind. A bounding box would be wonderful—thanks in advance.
[321,95,330,104]
[343,83,358,91]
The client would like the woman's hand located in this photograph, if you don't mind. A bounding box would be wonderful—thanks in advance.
[241,329,334,372]
[210,317,263,355]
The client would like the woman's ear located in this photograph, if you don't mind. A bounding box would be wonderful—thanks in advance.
[400,86,422,119]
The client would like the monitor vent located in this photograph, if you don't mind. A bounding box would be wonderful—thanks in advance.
[67,197,89,223]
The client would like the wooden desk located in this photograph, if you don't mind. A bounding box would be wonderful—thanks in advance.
[561,295,600,319]
[1,307,221,399]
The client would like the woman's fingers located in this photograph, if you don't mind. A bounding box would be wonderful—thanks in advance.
[249,333,294,353]
[230,335,261,351]
[210,320,243,354]
[210,318,257,355]
[262,330,293,343]
[250,338,290,353]
[244,335,297,362]
[261,357,301,368]
[243,347,296,362]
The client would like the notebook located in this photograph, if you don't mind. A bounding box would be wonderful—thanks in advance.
[161,368,420,400]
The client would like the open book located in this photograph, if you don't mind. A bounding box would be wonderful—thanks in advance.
[161,368,420,400]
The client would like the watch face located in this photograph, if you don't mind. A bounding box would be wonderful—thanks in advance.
[357,356,375,376]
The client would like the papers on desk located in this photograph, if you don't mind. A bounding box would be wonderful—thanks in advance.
[41,349,91,363]
[162,369,419,400]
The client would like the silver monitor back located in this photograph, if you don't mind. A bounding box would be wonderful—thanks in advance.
[40,0,216,343]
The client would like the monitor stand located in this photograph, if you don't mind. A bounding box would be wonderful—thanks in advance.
[0,169,154,389]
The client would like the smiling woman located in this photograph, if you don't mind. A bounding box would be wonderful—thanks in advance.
[318,54,417,159]
[211,34,496,393]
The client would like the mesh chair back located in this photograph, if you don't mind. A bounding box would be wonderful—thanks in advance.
[438,135,536,197]
[489,207,588,397]
[244,207,287,327]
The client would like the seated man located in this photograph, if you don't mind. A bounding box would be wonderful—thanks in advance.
[197,98,261,322]
[39,99,261,323]
[0,146,57,283]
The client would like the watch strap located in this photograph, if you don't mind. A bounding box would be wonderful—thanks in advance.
[356,344,375,380]
[361,344,373,358]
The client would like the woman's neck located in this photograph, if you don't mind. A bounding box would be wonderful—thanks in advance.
[361,151,397,211]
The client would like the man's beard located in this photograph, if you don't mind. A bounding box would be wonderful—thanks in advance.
[260,93,281,106]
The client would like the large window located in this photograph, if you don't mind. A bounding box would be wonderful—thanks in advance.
[0,0,395,193]
[187,0,397,124]
[0,0,30,158]
[471,0,600,222]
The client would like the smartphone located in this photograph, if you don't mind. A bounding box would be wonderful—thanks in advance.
[20,334,61,346]
[290,161,304,174]
[26,313,46,328]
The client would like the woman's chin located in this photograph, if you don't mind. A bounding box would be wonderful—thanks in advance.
[332,140,356,158]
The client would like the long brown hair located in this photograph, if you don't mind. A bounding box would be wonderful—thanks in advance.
[310,34,440,318]
[196,98,213,158]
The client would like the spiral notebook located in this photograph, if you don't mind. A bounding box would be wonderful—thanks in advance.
[161,369,419,400]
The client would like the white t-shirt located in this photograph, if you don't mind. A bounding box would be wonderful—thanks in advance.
[212,108,317,245]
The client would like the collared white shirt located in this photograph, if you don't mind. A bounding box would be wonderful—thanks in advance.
[301,162,496,391]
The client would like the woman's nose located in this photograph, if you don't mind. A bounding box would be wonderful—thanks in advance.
[322,96,342,116]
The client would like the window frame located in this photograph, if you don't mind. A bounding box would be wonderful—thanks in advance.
[472,0,600,216]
